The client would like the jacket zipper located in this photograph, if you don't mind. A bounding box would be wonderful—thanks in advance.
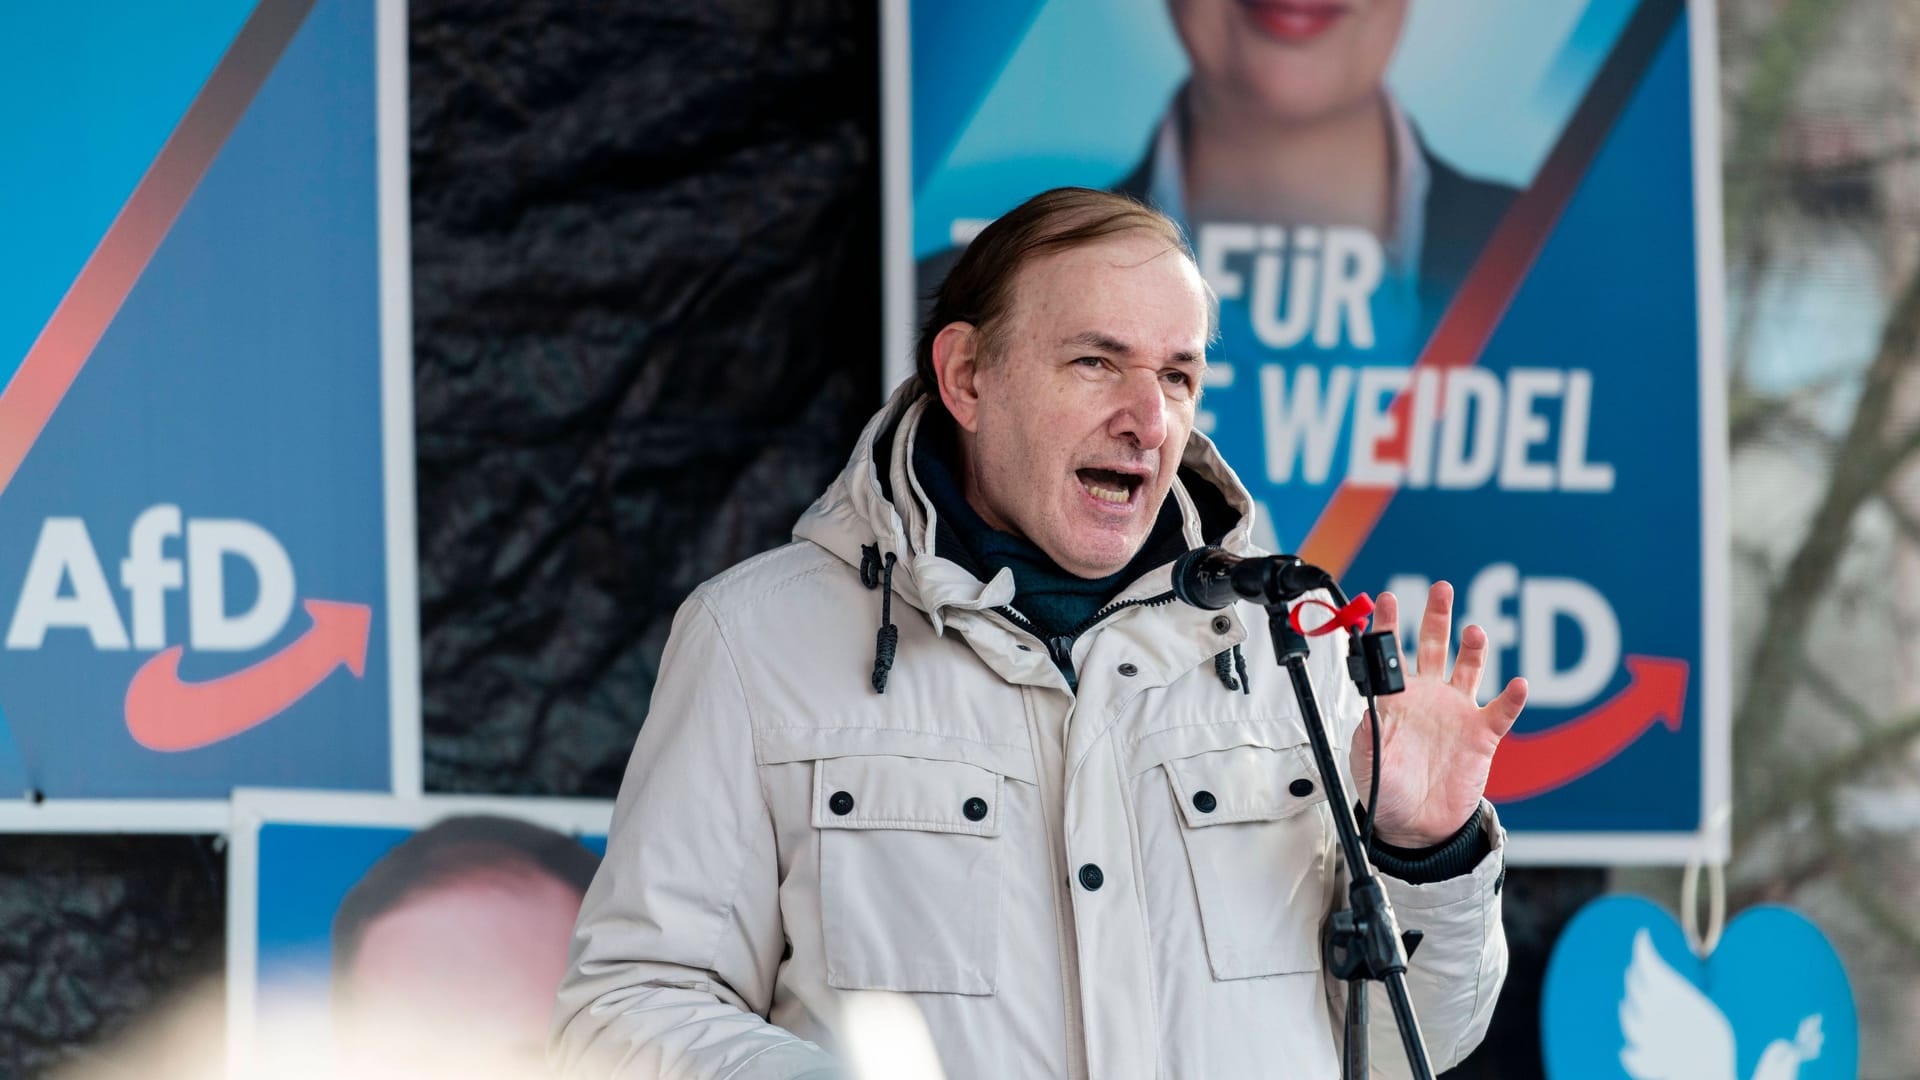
[994,597,1170,1076]
[994,591,1177,686]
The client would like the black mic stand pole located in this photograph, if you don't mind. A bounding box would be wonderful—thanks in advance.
[1247,558,1434,1080]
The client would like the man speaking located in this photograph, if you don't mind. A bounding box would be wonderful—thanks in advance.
[552,188,1526,1079]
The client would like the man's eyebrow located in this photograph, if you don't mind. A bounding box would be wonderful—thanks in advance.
[1063,331,1205,368]
[1064,331,1134,356]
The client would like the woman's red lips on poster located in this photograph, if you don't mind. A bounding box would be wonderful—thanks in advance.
[1239,0,1349,44]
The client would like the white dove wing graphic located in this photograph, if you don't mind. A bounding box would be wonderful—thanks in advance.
[1619,927,1737,1080]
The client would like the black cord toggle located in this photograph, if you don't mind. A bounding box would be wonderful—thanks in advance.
[860,544,900,693]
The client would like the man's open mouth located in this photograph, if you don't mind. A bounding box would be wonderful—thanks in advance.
[1077,468,1144,506]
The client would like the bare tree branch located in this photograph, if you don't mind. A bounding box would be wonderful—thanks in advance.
[1879,486,1920,547]
[1722,0,1847,387]
[1791,140,1920,180]
[1800,660,1883,735]
[1889,415,1920,467]
[1730,370,1855,450]
[1801,807,1920,959]
[1734,260,1920,796]
[1723,0,1848,251]
[1730,796,1842,908]
[1729,848,1840,911]
[1840,867,1920,958]
[1738,708,1920,842]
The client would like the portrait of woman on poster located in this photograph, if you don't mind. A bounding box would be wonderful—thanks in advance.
[919,0,1519,339]
[1127,0,1519,324]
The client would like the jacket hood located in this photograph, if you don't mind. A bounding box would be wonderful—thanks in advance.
[792,379,1266,634]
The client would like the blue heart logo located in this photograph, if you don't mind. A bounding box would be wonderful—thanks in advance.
[1541,896,1856,1079]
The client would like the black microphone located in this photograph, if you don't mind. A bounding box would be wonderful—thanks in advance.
[1170,546,1331,609]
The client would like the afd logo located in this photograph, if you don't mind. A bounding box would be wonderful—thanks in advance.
[1383,563,1689,804]
[4,505,370,751]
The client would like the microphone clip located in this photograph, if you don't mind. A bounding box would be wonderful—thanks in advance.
[1346,630,1407,698]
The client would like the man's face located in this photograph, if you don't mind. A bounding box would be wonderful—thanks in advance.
[953,230,1209,578]
[1169,0,1408,124]
[335,869,583,1077]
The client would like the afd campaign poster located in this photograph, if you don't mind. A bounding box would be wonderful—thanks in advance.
[226,792,611,1077]
[885,0,1728,863]
[0,0,416,823]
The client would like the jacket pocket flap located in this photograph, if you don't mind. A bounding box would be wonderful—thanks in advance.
[813,755,1003,837]
[1164,744,1329,828]
[1126,715,1318,777]
[759,726,1036,785]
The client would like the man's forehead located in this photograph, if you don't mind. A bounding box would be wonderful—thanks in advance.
[1012,239,1210,351]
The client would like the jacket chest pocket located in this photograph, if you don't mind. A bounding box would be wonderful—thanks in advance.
[1162,743,1333,980]
[814,754,1003,995]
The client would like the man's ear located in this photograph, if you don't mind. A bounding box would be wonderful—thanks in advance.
[930,322,985,432]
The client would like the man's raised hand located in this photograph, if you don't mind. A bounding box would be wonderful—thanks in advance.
[1348,581,1527,848]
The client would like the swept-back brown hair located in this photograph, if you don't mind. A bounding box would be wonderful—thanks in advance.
[913,187,1208,407]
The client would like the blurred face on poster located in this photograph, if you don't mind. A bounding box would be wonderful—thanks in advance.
[332,859,588,1078]
[1169,0,1408,127]
[1165,0,1412,236]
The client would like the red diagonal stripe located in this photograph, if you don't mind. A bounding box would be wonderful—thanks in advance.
[0,0,317,498]
[1299,0,1683,576]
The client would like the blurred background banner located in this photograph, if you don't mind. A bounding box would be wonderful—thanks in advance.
[886,0,1729,863]
[0,0,418,822]
[226,791,610,1078]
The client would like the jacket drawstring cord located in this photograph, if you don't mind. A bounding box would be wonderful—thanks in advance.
[1211,643,1252,695]
[1212,649,1239,692]
[860,543,900,693]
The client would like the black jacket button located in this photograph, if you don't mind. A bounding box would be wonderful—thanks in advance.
[1192,790,1217,814]
[828,790,855,815]
[1211,615,1232,634]
[1118,663,1138,677]
[1289,778,1315,798]
[1078,863,1104,891]
[963,796,989,821]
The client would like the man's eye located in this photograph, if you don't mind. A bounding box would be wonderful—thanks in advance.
[1164,371,1190,386]
[1075,356,1104,367]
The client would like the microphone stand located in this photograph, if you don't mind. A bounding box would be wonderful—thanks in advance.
[1241,557,1434,1080]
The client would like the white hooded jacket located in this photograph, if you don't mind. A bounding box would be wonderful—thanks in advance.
[552,386,1508,1078]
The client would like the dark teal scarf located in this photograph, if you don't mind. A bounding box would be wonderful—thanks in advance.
[911,413,1185,639]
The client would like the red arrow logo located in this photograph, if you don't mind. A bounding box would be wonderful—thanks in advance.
[123,599,370,752]
[1485,656,1688,802]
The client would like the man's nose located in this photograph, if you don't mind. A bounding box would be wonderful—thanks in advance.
[1110,371,1169,450]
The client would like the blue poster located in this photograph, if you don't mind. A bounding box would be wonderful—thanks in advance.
[232,795,610,1074]
[0,0,416,809]
[889,0,1726,861]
